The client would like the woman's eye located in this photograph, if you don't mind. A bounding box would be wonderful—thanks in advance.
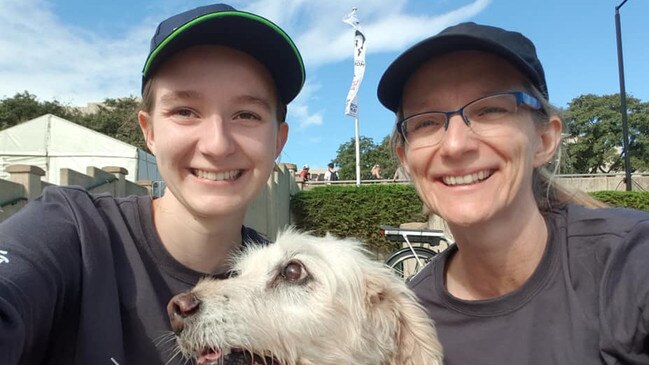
[173,108,196,118]
[483,107,507,114]
[474,106,510,119]
[408,117,443,133]
[234,111,261,121]
[416,119,439,130]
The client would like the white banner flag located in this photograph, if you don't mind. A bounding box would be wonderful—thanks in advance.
[343,8,366,118]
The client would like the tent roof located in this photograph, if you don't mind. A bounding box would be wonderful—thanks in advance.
[0,114,142,157]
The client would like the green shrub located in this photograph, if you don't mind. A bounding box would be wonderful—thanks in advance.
[290,184,426,253]
[590,191,649,210]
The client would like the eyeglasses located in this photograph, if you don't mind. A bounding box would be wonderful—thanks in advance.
[397,91,542,148]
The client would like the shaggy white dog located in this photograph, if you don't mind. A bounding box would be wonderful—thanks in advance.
[168,229,443,365]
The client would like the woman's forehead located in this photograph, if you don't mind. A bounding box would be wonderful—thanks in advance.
[152,45,279,102]
[401,51,527,110]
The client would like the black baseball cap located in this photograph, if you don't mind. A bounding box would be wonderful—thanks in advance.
[142,3,305,104]
[377,22,548,113]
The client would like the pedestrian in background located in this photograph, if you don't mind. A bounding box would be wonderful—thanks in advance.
[370,164,382,179]
[324,162,339,182]
[299,164,310,182]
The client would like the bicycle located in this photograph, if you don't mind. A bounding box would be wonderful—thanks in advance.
[381,225,451,282]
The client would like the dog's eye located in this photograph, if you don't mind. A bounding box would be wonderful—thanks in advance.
[282,260,308,282]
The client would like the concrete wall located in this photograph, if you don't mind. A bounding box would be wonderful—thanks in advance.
[1,164,149,223]
[0,163,300,241]
[556,174,649,192]
[244,163,300,240]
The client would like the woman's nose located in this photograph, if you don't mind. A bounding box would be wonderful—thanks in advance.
[438,114,478,157]
[197,116,236,157]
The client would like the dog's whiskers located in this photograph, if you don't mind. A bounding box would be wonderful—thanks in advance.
[156,331,192,365]
[154,331,178,347]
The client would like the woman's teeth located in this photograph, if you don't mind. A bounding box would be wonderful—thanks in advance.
[194,169,241,181]
[442,170,491,186]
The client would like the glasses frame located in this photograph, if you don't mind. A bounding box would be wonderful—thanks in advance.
[397,91,542,145]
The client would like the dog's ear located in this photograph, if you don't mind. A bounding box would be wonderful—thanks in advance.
[391,288,443,365]
[365,269,443,365]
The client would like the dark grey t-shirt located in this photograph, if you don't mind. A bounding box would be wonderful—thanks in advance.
[0,186,268,365]
[410,204,649,364]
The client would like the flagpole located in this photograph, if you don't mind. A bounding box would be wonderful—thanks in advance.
[354,117,361,186]
[342,7,366,186]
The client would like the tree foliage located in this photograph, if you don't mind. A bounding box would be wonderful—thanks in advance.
[0,91,81,130]
[332,135,399,180]
[0,92,145,150]
[78,97,145,150]
[563,94,649,173]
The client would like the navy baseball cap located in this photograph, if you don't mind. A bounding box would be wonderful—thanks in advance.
[378,22,548,113]
[142,3,305,104]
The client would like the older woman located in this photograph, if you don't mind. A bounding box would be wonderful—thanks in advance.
[378,22,649,364]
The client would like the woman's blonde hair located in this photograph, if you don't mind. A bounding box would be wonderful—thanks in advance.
[390,83,606,212]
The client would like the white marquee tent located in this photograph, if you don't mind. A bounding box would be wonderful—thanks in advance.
[0,114,161,185]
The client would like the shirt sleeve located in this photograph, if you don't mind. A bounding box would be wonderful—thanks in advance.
[0,187,83,364]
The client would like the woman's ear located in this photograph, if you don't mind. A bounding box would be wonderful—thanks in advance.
[275,122,289,159]
[138,111,156,155]
[534,115,562,167]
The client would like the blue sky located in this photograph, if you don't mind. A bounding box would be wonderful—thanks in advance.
[1,0,647,170]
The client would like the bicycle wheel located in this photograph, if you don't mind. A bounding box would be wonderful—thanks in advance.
[384,246,437,282]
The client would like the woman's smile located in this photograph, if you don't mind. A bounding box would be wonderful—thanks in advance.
[440,169,494,186]
[192,169,243,182]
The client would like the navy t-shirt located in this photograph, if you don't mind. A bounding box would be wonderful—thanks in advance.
[410,204,649,364]
[0,186,268,365]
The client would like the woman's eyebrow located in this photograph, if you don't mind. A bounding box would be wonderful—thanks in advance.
[232,94,272,112]
[159,90,202,105]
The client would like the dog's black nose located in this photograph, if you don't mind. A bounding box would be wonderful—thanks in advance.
[167,292,201,333]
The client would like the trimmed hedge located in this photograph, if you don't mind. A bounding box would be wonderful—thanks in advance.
[291,185,649,254]
[590,191,649,211]
[290,184,426,253]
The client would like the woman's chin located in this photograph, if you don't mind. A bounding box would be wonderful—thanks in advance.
[436,203,495,228]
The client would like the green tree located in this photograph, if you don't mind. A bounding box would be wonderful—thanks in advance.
[0,91,80,130]
[630,100,649,172]
[332,135,399,180]
[373,135,399,178]
[563,94,649,173]
[77,97,145,150]
[0,92,145,150]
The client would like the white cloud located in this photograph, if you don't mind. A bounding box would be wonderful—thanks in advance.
[287,81,324,129]
[0,0,152,105]
[239,0,491,130]
[0,0,491,125]
[240,0,491,67]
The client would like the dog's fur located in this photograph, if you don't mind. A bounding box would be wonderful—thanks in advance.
[171,229,443,365]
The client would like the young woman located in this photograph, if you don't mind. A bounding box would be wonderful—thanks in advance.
[0,4,304,364]
[378,22,649,364]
